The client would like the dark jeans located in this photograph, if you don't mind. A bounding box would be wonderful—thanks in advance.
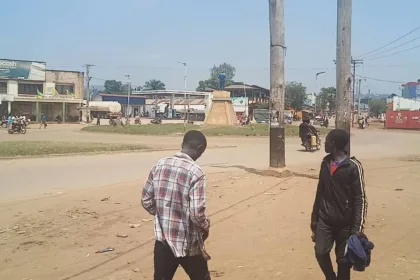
[315,219,352,280]
[154,241,211,280]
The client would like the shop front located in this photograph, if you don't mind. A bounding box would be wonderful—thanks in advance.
[13,95,82,122]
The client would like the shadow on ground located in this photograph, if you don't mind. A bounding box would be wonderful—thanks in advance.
[211,164,318,180]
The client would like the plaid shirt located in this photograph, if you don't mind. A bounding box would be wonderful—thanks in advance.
[142,152,210,258]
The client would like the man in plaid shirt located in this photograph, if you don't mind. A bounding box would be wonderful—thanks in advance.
[142,130,211,280]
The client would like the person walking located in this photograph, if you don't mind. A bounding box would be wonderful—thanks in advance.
[39,113,47,129]
[142,130,211,280]
[311,129,367,280]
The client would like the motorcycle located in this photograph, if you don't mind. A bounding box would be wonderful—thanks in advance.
[109,118,117,126]
[1,120,7,128]
[358,119,366,129]
[320,120,329,128]
[304,133,321,152]
[8,121,27,134]
[150,117,162,125]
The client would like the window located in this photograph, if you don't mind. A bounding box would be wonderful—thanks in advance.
[0,82,6,94]
[18,83,43,95]
[55,84,74,95]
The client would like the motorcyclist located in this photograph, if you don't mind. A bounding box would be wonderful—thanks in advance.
[299,118,318,145]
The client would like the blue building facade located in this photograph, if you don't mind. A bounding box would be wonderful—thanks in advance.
[402,81,420,99]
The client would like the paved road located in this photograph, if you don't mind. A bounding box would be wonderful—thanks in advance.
[0,125,419,202]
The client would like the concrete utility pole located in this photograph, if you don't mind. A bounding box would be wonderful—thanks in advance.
[84,64,94,123]
[124,74,131,117]
[335,0,352,153]
[269,0,286,168]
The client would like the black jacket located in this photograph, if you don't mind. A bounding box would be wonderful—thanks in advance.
[299,123,317,138]
[311,155,367,234]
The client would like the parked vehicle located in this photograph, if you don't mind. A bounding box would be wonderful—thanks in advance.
[1,120,7,128]
[303,133,321,152]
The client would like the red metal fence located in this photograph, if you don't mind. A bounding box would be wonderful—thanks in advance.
[386,111,420,129]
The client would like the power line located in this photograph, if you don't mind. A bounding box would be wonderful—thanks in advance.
[364,43,420,61]
[356,75,405,84]
[357,26,420,58]
[362,36,420,58]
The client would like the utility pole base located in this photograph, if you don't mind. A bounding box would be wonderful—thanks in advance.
[269,126,286,168]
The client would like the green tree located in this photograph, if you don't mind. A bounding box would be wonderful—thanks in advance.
[196,80,207,91]
[285,81,307,111]
[369,99,387,117]
[143,79,166,90]
[104,80,123,94]
[196,62,236,90]
[316,87,336,111]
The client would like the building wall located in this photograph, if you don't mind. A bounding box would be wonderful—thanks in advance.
[391,96,420,111]
[46,70,84,99]
[386,111,420,129]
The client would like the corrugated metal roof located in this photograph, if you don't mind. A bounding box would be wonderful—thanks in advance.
[147,98,205,105]
[100,93,145,98]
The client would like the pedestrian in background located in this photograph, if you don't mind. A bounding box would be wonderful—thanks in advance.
[142,130,211,280]
[39,113,47,129]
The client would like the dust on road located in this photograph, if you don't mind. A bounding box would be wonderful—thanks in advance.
[0,126,420,279]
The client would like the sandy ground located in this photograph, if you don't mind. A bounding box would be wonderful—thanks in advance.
[0,125,420,280]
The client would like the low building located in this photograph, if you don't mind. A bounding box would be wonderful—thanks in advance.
[401,80,420,99]
[0,58,83,122]
[145,98,206,120]
[224,83,269,103]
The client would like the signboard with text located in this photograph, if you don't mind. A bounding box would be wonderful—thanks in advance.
[0,59,46,81]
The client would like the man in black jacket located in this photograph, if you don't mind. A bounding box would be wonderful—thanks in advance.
[311,129,367,280]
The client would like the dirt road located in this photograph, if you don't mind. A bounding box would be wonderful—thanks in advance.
[1,126,420,279]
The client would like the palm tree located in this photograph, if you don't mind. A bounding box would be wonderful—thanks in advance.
[143,79,166,90]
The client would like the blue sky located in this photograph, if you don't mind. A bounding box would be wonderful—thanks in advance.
[2,0,420,95]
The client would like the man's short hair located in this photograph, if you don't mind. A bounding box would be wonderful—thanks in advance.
[328,129,350,151]
[183,130,207,150]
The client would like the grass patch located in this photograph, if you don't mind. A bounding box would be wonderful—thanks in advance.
[82,123,331,137]
[0,141,148,158]
[82,124,199,135]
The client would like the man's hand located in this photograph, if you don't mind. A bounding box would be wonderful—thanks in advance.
[311,231,316,242]
[202,229,209,242]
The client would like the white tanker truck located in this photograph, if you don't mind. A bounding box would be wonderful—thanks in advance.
[80,101,122,122]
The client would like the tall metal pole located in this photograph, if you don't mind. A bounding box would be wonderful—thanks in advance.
[185,64,190,123]
[84,64,94,123]
[177,61,188,128]
[125,74,131,117]
[336,0,352,154]
[269,0,286,168]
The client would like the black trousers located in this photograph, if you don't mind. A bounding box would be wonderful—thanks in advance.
[154,241,211,280]
[315,219,352,280]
